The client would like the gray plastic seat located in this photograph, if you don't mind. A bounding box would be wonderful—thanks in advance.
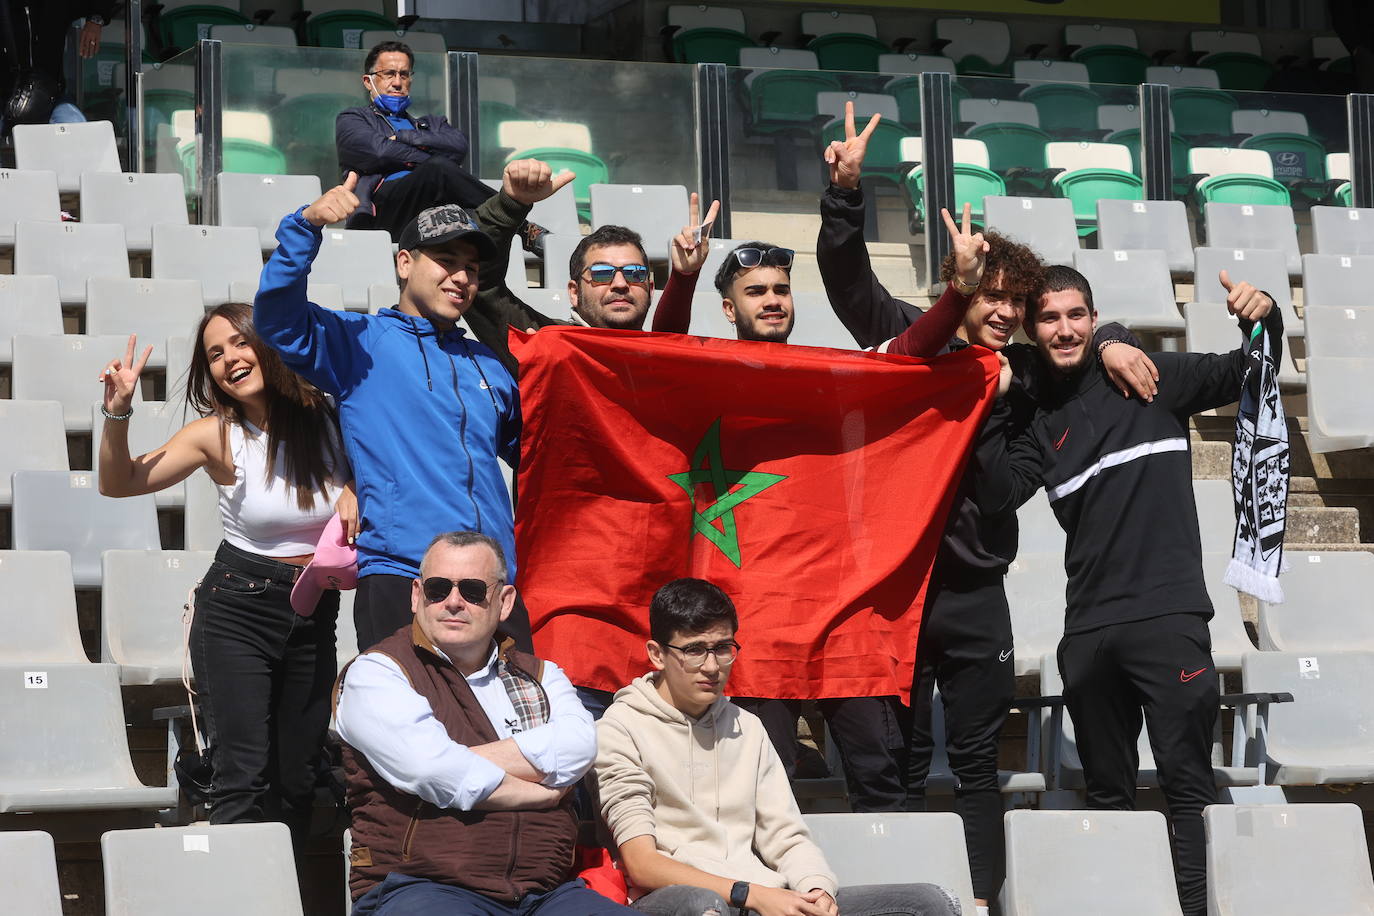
[959,98,1040,129]
[983,196,1078,266]
[80,172,189,253]
[0,831,63,915]
[11,470,160,588]
[1202,203,1301,275]
[481,177,580,239]
[184,469,226,551]
[1310,206,1374,256]
[207,22,298,45]
[804,813,976,915]
[217,173,323,250]
[1073,248,1184,331]
[1256,551,1374,652]
[367,283,400,314]
[1242,649,1374,784]
[165,335,192,402]
[928,688,1046,796]
[1192,247,1299,329]
[0,168,59,245]
[0,662,177,812]
[91,401,189,508]
[12,334,145,432]
[361,27,446,52]
[1193,478,1235,557]
[1001,810,1183,916]
[1304,304,1374,359]
[589,184,690,261]
[1004,551,1065,678]
[14,220,130,304]
[102,550,215,685]
[85,277,205,369]
[1183,304,1303,388]
[0,274,62,363]
[103,822,303,915]
[311,228,395,311]
[1204,803,1374,916]
[783,291,859,350]
[152,224,264,306]
[0,400,67,505]
[1301,252,1374,310]
[1305,357,1374,454]
[0,550,87,665]
[516,287,574,323]
[12,120,121,193]
[228,278,346,312]
[935,17,1011,74]
[541,233,581,292]
[338,588,359,665]
[1200,552,1255,670]
[1095,199,1193,275]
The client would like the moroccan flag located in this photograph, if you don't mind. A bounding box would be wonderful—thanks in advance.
[511,327,998,702]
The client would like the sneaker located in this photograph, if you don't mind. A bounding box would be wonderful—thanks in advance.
[519,220,548,257]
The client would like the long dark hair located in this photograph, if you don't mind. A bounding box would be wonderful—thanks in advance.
[185,303,343,511]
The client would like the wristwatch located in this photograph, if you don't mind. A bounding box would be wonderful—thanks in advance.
[87,13,110,25]
[729,881,751,913]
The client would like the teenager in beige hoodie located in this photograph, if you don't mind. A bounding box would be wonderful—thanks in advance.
[594,578,962,916]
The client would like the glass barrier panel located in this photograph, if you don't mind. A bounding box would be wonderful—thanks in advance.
[143,50,197,177]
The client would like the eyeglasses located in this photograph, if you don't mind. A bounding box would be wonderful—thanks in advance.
[729,247,794,270]
[662,640,741,670]
[581,263,650,285]
[421,577,501,604]
[369,69,414,82]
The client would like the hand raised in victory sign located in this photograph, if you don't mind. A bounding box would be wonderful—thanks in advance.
[1220,269,1275,322]
[940,201,989,290]
[100,334,153,416]
[823,100,882,190]
[503,158,577,206]
[670,192,721,277]
[303,172,360,227]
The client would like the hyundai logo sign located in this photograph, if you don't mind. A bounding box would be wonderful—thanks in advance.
[1277,152,1300,166]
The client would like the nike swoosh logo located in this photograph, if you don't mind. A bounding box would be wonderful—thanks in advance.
[1053,428,1069,450]
[999,649,1013,662]
[1180,667,1208,683]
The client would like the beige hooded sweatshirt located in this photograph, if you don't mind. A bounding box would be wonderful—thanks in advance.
[594,672,838,900]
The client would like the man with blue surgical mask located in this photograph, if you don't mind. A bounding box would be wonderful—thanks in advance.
[336,41,548,254]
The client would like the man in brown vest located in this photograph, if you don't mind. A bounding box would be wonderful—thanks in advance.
[336,531,635,915]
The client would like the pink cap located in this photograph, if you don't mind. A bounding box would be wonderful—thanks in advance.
[290,513,358,616]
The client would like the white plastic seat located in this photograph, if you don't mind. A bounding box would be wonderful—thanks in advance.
[1145,65,1222,89]
[541,233,582,293]
[877,53,955,76]
[1096,199,1192,274]
[927,688,1046,796]
[217,173,324,249]
[85,277,205,369]
[1190,29,1263,57]
[184,469,226,551]
[1190,147,1275,181]
[0,400,67,505]
[1310,205,1374,256]
[1012,59,1090,83]
[959,98,1040,129]
[207,23,298,45]
[170,109,272,147]
[12,334,145,432]
[1192,478,1235,557]
[12,121,121,193]
[1305,357,1374,454]
[1200,552,1255,670]
[1004,550,1065,678]
[0,551,88,665]
[496,120,593,154]
[1202,202,1301,275]
[312,228,396,311]
[983,196,1078,266]
[1065,24,1137,50]
[1256,551,1374,652]
[1304,304,1374,360]
[0,831,62,915]
[0,169,59,246]
[1096,103,1140,133]
[801,10,877,38]
[816,91,901,124]
[1232,109,1309,138]
[367,283,400,314]
[1312,36,1350,68]
[79,172,189,253]
[0,662,177,812]
[360,28,446,53]
[1184,303,1302,388]
[480,177,580,240]
[102,550,216,685]
[1326,152,1350,181]
[152,224,264,306]
[667,4,746,33]
[933,17,1011,73]
[900,136,991,169]
[588,184,690,262]
[1192,247,1300,328]
[0,274,63,363]
[1302,252,1374,310]
[91,401,190,508]
[1044,140,1133,174]
[11,470,160,588]
[14,220,130,304]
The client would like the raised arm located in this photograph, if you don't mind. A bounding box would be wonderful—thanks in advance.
[654,192,720,333]
[884,203,985,358]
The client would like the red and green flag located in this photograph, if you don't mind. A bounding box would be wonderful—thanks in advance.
[511,327,998,702]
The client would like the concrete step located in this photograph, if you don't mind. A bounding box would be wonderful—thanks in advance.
[1286,504,1360,545]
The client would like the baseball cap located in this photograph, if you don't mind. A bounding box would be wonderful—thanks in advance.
[398,205,497,260]
[290,513,358,616]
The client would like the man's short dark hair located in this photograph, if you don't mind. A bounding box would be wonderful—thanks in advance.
[420,530,508,581]
[713,241,791,297]
[1029,265,1096,322]
[649,578,738,645]
[569,225,649,283]
[364,41,413,74]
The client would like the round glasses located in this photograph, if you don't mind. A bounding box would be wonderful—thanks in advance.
[662,640,741,670]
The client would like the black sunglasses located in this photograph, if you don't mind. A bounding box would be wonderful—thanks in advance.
[421,577,501,604]
[730,247,794,270]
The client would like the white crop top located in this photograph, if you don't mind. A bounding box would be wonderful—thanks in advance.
[217,421,344,557]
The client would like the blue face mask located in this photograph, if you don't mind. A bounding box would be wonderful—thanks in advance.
[373,91,411,115]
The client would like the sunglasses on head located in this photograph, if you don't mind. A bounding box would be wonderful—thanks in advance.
[582,263,651,285]
[730,247,794,270]
[421,577,501,604]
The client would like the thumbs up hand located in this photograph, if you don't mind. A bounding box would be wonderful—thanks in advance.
[1219,269,1275,322]
[303,172,361,227]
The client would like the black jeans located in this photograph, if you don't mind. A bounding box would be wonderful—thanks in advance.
[369,157,499,240]
[189,541,339,855]
[354,572,534,654]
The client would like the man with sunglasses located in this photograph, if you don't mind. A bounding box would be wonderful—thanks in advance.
[336,531,634,915]
[712,243,798,342]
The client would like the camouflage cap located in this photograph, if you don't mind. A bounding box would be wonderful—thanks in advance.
[397,204,497,260]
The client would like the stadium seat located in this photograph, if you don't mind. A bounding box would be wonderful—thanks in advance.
[739,47,841,137]
[1255,551,1374,652]
[270,92,357,179]
[1233,110,1328,202]
[1169,84,1238,140]
[963,111,1053,190]
[12,470,160,588]
[1189,148,1292,207]
[1096,199,1192,274]
[1189,29,1273,91]
[589,184,690,261]
[13,220,130,304]
[0,169,59,246]
[0,831,62,916]
[184,470,226,551]
[927,688,1046,796]
[152,224,264,306]
[1202,202,1301,274]
[816,92,909,187]
[311,228,395,311]
[778,291,859,350]
[12,121,121,193]
[1096,103,1140,134]
[153,4,250,53]
[217,173,323,249]
[933,17,1011,75]
[1045,142,1142,235]
[1193,478,1237,557]
[1301,252,1374,309]
[878,53,958,128]
[0,662,177,812]
[206,22,297,45]
[0,275,63,363]
[1310,205,1374,255]
[1073,249,1183,331]
[541,233,582,293]
[1305,357,1374,453]
[91,401,190,508]
[1200,552,1255,671]
[1013,60,1099,136]
[367,283,401,314]
[1204,803,1374,915]
[1106,126,1192,196]
[360,28,446,54]
[804,813,976,915]
[1241,650,1374,784]
[1003,551,1065,678]
[801,11,889,72]
[1192,246,1300,329]
[12,335,145,432]
[1147,64,1224,90]
[305,9,395,49]
[1001,810,1183,915]
[959,98,1040,131]
[663,5,753,65]
[178,137,287,181]
[102,550,215,685]
[1304,303,1374,361]
[983,196,1078,267]
[79,172,189,255]
[497,120,610,219]
[901,137,1005,230]
[230,279,347,312]
[1325,153,1352,207]
[481,177,581,240]
[85,278,205,370]
[1183,303,1303,389]
[0,551,87,665]
[103,823,303,914]
[1067,23,1148,85]
[0,401,66,505]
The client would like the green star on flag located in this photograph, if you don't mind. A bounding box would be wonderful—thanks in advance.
[667,417,787,568]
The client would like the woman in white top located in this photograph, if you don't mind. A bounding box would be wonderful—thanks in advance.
[99,302,353,858]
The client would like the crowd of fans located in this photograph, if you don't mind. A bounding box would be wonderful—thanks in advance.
[91,39,1284,916]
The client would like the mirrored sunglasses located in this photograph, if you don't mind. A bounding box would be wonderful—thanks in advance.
[583,262,651,285]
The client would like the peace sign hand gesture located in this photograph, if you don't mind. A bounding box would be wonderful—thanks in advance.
[823,100,882,190]
[100,334,152,416]
[670,192,721,276]
[941,202,988,290]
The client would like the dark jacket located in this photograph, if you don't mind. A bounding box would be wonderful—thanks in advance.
[974,309,1284,634]
[0,0,116,98]
[336,102,471,225]
[341,624,578,903]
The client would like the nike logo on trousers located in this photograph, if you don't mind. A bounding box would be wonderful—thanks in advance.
[1180,667,1208,683]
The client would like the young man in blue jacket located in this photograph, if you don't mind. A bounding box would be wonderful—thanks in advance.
[254,176,523,653]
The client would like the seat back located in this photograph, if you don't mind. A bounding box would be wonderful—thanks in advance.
[1171,88,1239,137]
[184,469,227,551]
[1065,23,1137,49]
[0,551,86,665]
[207,23,297,45]
[1096,199,1192,273]
[1302,252,1374,310]
[1194,247,1296,325]
[900,136,991,169]
[85,278,205,369]
[497,120,593,154]
[1199,552,1255,670]
[1305,357,1374,454]
[815,91,900,123]
[588,184,690,261]
[102,550,216,682]
[12,121,121,193]
[1203,203,1300,274]
[1004,551,1064,677]
[152,224,264,306]
[1073,248,1181,330]
[667,4,746,32]
[14,220,130,304]
[0,169,59,245]
[982,196,1078,266]
[0,831,62,916]
[1241,650,1374,778]
[1096,103,1139,133]
[1184,304,1302,387]
[1233,108,1309,137]
[801,10,877,38]
[79,172,189,253]
[959,98,1040,129]
[1191,29,1263,56]
[217,173,324,249]
[934,17,1011,71]
[1256,551,1374,652]
[1191,146,1274,179]
[0,275,63,363]
[0,401,66,505]
[780,291,859,350]
[877,53,955,75]
[360,27,446,53]
[1309,206,1374,256]
[1146,65,1221,89]
[1045,141,1133,174]
[1012,59,1090,83]
[12,335,145,433]
[311,228,396,310]
[1305,304,1374,357]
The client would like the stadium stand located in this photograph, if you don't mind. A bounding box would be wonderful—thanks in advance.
[1095,198,1193,274]
[1201,202,1303,274]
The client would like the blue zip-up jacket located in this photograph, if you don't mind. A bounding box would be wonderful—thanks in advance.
[253,208,521,579]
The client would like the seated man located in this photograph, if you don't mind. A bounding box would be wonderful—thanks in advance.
[594,578,962,916]
[335,531,635,915]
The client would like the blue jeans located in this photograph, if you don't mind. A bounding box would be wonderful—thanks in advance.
[632,883,962,916]
[50,100,86,123]
[353,874,636,915]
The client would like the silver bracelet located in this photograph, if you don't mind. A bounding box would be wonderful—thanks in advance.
[101,404,134,421]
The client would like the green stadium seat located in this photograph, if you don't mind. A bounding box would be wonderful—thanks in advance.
[270,92,357,179]
[816,92,909,186]
[879,54,961,129]
[507,148,608,221]
[1046,141,1143,235]
[1013,60,1100,137]
[739,47,841,135]
[962,105,1051,193]
[155,5,250,53]
[934,17,1011,76]
[1171,87,1239,139]
[1232,109,1329,205]
[802,11,890,72]
[1190,29,1274,91]
[1190,147,1292,206]
[663,5,755,65]
[900,137,1005,230]
[179,137,287,178]
[306,10,396,49]
[1066,24,1148,86]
